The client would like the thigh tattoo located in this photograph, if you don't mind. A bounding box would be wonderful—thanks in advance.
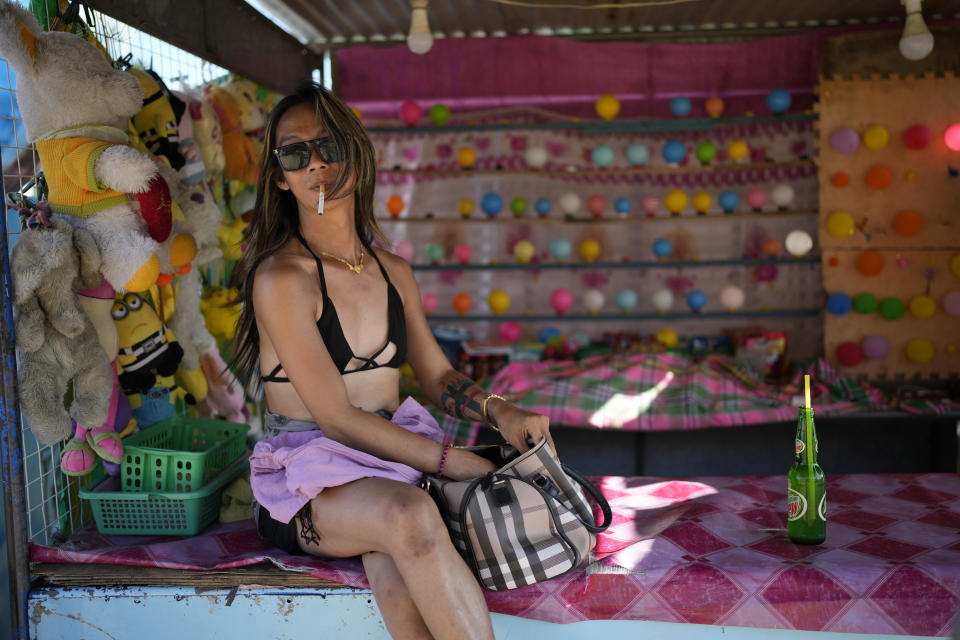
[296,502,322,546]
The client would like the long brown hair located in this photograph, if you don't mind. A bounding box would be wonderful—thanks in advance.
[230,82,386,388]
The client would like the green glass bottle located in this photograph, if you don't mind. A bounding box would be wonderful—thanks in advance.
[787,406,826,544]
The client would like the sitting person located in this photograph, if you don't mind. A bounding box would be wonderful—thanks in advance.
[233,82,555,640]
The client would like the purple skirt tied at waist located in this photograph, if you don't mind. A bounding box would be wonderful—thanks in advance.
[249,397,445,524]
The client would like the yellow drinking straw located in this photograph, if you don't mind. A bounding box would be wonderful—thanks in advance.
[804,374,815,521]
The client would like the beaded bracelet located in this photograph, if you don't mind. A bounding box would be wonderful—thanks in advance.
[435,443,452,478]
[481,393,506,432]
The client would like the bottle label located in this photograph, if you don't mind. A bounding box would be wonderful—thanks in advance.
[795,439,805,455]
[818,493,827,521]
[787,488,807,521]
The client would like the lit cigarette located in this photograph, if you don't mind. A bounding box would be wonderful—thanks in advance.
[317,184,325,215]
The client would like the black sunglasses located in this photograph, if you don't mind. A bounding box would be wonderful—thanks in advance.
[273,136,342,171]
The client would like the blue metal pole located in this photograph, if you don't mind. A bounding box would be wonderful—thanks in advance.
[0,204,28,640]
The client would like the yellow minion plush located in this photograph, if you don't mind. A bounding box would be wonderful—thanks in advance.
[129,68,187,171]
[112,292,184,395]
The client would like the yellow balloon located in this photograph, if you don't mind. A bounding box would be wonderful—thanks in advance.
[909,295,937,319]
[456,147,477,168]
[514,239,535,263]
[656,328,679,349]
[826,211,856,238]
[951,253,960,279]
[692,191,712,214]
[579,238,600,263]
[863,125,889,150]
[664,189,688,215]
[458,198,474,217]
[727,140,749,161]
[487,289,511,315]
[595,94,620,121]
[906,337,935,363]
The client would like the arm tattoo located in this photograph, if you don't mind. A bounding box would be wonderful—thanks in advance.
[438,370,486,421]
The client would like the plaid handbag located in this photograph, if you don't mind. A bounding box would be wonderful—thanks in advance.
[421,438,611,591]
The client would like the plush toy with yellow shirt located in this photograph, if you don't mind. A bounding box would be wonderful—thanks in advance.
[0,1,171,292]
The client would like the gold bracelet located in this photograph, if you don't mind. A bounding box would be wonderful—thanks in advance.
[481,393,506,432]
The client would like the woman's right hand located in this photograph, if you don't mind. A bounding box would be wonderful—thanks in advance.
[442,448,497,481]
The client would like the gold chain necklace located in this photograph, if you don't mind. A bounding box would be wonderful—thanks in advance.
[316,247,364,275]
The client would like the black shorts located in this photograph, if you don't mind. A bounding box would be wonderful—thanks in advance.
[255,503,308,555]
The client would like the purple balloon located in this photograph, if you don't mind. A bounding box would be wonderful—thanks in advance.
[943,290,960,318]
[830,127,860,154]
[861,334,889,360]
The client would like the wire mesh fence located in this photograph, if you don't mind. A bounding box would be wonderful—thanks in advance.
[2,3,227,547]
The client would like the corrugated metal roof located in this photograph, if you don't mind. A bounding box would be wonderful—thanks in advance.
[255,0,960,47]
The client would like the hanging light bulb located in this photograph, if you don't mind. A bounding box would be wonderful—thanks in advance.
[408,0,433,55]
[899,0,934,60]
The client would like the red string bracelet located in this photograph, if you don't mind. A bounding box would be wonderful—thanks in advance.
[435,443,452,478]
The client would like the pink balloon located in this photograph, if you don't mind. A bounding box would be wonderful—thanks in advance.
[861,334,889,359]
[586,194,606,218]
[641,195,659,216]
[498,321,522,342]
[549,288,574,315]
[394,239,415,261]
[746,188,767,210]
[943,290,960,317]
[421,292,438,313]
[453,244,472,265]
[399,101,422,126]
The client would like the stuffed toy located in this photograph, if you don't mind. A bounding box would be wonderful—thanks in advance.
[168,269,212,403]
[217,215,247,262]
[171,89,206,186]
[219,475,253,523]
[199,347,247,424]
[113,292,184,395]
[12,219,113,446]
[177,183,222,267]
[0,1,171,292]
[221,77,265,141]
[203,84,259,185]
[185,93,225,183]
[200,286,241,340]
[128,68,187,172]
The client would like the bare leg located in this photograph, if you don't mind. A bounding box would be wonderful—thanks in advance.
[297,478,494,640]
[363,551,433,640]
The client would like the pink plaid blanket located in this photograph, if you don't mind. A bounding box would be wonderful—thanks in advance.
[32,472,960,635]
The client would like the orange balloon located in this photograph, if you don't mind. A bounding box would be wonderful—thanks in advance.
[893,210,923,237]
[386,195,405,217]
[831,172,850,187]
[762,238,782,256]
[856,250,884,276]
[865,165,892,190]
[452,292,473,315]
[705,97,724,118]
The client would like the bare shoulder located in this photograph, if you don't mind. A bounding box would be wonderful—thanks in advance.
[372,246,416,290]
[252,249,319,308]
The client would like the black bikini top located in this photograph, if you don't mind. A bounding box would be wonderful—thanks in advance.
[262,230,407,382]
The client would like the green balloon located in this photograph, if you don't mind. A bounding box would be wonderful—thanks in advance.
[879,296,905,320]
[425,243,444,262]
[695,142,717,165]
[853,293,877,314]
[510,198,528,215]
[429,104,451,126]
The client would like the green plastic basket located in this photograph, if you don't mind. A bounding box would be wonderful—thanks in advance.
[80,454,249,536]
[120,417,249,492]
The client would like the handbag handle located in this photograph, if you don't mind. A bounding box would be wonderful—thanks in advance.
[560,463,612,533]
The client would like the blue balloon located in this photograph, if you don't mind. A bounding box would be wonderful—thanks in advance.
[616,289,638,311]
[535,197,552,216]
[652,237,673,258]
[614,197,631,214]
[767,88,791,114]
[826,292,852,316]
[718,190,739,213]
[686,289,707,311]
[670,96,692,117]
[662,140,686,164]
[549,237,572,260]
[626,143,649,166]
[481,192,503,216]
[539,326,561,342]
[592,145,615,167]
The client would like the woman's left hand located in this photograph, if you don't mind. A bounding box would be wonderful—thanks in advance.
[489,400,556,456]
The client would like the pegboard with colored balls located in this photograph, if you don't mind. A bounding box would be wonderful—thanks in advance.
[817,72,960,379]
